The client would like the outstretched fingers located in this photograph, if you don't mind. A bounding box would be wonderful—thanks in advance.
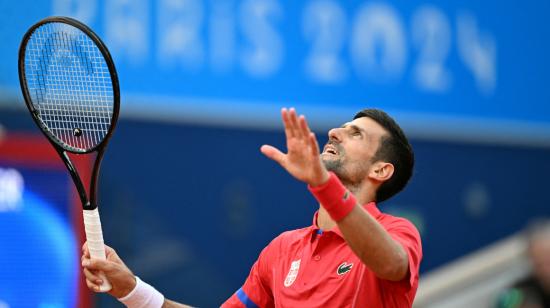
[289,108,303,139]
[309,132,320,157]
[260,144,286,166]
[282,108,295,139]
[298,114,310,137]
[283,107,309,140]
[298,114,320,157]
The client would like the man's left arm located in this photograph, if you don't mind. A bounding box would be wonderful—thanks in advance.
[337,205,412,281]
[307,170,418,281]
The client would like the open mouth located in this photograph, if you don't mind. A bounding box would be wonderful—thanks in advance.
[323,144,339,155]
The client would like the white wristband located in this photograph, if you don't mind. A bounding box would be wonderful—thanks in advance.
[118,276,165,308]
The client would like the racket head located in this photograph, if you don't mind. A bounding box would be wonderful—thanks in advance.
[18,16,120,154]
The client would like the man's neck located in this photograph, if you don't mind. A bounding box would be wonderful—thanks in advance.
[317,206,337,230]
[316,186,375,230]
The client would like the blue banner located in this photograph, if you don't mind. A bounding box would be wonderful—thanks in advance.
[1,0,550,143]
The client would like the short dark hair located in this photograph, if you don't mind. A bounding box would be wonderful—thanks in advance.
[354,109,414,202]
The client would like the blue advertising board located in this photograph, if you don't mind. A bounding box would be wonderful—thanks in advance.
[0,137,83,307]
[1,0,550,142]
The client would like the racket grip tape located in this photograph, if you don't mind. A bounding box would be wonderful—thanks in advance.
[83,208,112,292]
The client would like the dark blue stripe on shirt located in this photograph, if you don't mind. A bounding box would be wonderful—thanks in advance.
[236,288,259,308]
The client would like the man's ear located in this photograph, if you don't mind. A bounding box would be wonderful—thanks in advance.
[368,162,394,182]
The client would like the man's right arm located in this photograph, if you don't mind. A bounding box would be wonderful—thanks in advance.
[82,241,275,308]
[81,243,193,307]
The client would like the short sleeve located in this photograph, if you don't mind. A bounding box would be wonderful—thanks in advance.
[386,218,423,288]
[221,243,276,308]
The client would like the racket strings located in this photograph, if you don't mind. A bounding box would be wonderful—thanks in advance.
[24,22,114,151]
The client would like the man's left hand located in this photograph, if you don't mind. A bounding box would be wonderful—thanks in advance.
[261,108,329,187]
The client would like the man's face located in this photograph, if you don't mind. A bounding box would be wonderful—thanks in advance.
[321,117,388,186]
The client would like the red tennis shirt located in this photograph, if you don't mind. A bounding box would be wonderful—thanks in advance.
[222,202,422,308]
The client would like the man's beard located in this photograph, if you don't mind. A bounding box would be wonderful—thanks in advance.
[322,141,345,173]
[323,158,357,190]
[323,158,344,174]
[322,146,369,190]
[322,156,355,184]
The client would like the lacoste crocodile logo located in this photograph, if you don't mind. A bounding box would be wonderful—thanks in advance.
[337,262,353,275]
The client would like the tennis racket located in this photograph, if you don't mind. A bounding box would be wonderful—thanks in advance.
[18,16,119,292]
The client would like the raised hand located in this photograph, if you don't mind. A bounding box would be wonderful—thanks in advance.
[261,108,329,187]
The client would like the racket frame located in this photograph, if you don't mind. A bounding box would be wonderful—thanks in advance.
[18,16,120,211]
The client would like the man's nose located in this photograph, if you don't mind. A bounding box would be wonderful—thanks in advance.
[328,127,342,142]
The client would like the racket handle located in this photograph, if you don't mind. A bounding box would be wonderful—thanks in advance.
[83,208,112,292]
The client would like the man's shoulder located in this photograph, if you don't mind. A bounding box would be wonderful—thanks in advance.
[378,213,417,230]
[378,211,421,238]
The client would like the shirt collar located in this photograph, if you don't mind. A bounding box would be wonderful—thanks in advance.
[311,202,381,238]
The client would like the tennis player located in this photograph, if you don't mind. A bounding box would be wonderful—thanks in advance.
[82,108,422,307]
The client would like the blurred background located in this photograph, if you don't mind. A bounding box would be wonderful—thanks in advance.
[0,0,549,307]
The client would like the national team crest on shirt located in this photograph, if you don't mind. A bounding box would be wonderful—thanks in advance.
[284,259,301,287]
[337,262,353,275]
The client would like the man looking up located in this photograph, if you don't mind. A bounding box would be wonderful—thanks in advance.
[82,108,422,307]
